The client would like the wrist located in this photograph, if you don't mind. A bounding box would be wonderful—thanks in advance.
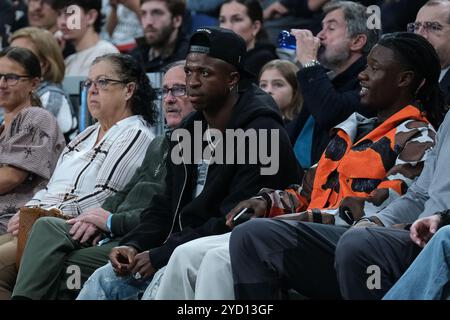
[254,194,271,217]
[106,213,113,233]
[300,59,321,70]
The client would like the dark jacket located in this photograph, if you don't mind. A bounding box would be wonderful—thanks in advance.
[0,0,13,49]
[287,55,373,165]
[244,42,278,78]
[279,0,313,18]
[120,84,302,269]
[440,68,450,105]
[130,32,190,73]
[104,135,169,236]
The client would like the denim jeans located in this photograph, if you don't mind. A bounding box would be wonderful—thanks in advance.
[76,263,153,300]
[383,225,450,300]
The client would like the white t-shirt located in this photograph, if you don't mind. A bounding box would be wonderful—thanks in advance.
[102,3,143,45]
[65,40,119,77]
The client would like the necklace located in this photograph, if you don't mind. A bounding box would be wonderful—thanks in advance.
[205,126,221,150]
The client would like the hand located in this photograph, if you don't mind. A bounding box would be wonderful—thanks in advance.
[290,29,321,65]
[339,196,366,223]
[410,215,441,248]
[67,220,103,245]
[263,1,289,20]
[109,246,137,276]
[54,30,66,51]
[352,218,379,228]
[225,198,267,229]
[67,208,111,232]
[131,251,155,281]
[308,0,330,12]
[6,211,20,236]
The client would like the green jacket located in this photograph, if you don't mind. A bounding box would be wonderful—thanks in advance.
[102,135,169,236]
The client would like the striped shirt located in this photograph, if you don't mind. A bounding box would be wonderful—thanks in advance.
[27,115,154,216]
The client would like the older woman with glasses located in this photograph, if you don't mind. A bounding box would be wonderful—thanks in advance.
[0,47,66,299]
[0,53,157,299]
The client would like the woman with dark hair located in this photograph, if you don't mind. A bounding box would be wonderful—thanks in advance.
[151,31,447,300]
[0,53,156,299]
[219,0,277,77]
[0,46,65,299]
[10,27,78,139]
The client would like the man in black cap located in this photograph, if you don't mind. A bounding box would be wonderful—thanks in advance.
[76,26,301,300]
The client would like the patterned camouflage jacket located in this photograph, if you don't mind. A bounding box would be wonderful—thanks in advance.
[260,105,436,225]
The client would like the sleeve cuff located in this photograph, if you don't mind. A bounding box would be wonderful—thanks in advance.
[106,213,113,233]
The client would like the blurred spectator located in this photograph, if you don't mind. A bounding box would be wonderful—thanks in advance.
[10,27,78,139]
[10,0,28,34]
[103,0,144,52]
[409,0,450,104]
[219,0,277,77]
[187,0,224,14]
[308,0,329,12]
[54,0,119,76]
[259,59,302,123]
[27,0,59,33]
[0,47,65,299]
[261,0,318,45]
[0,0,14,50]
[378,0,428,34]
[131,0,189,73]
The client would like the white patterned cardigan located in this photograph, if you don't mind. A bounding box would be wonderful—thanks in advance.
[26,115,155,217]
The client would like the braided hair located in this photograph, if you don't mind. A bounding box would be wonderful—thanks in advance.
[378,32,448,129]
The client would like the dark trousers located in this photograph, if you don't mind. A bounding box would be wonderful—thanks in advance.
[334,227,421,299]
[229,218,349,299]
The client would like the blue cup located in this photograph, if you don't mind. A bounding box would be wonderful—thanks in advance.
[278,30,296,50]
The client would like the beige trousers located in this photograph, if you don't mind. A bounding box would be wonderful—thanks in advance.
[0,234,17,300]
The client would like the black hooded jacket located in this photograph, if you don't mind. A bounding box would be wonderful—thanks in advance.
[120,84,302,269]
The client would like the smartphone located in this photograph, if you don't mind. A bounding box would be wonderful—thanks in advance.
[233,207,254,226]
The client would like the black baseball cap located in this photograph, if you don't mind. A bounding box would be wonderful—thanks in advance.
[188,26,255,80]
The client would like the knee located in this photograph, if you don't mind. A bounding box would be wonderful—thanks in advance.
[203,246,230,267]
[170,240,205,264]
[31,217,65,234]
[435,225,450,240]
[335,228,373,269]
[230,218,273,255]
[27,217,66,243]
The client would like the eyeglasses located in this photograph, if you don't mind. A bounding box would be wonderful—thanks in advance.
[0,73,31,86]
[161,85,187,98]
[407,21,449,33]
[82,78,128,90]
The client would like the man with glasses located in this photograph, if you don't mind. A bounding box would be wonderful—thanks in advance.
[130,0,189,73]
[10,61,194,300]
[408,0,450,103]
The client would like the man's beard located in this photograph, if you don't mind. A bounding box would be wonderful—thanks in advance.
[146,23,176,48]
[318,44,351,71]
